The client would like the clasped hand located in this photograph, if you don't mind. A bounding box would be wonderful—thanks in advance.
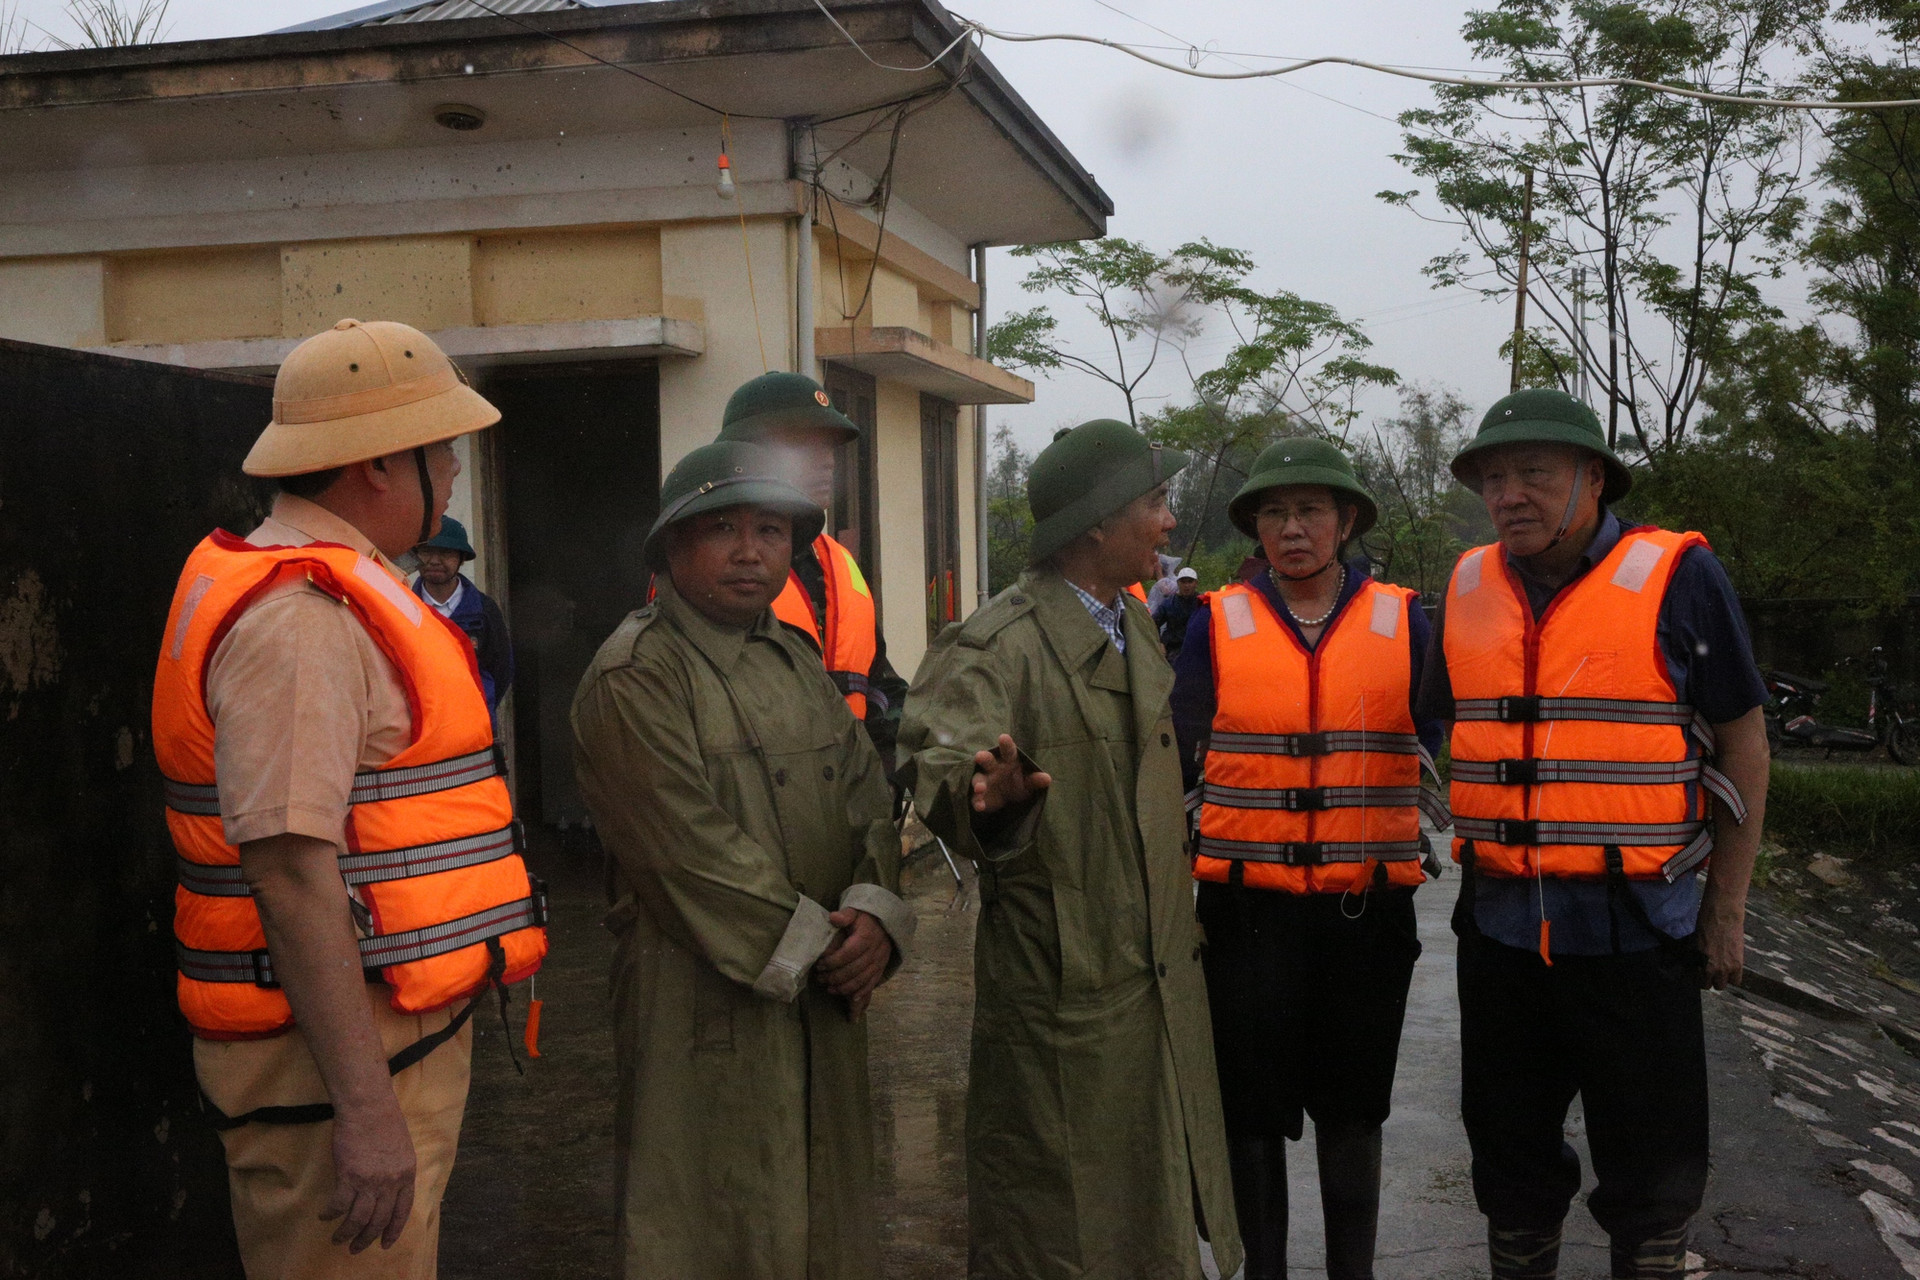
[815,908,892,1019]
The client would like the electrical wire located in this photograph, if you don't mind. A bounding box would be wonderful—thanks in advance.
[811,0,978,73]
[722,115,770,372]
[932,13,1920,112]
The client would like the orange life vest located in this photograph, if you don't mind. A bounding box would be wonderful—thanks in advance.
[772,533,879,719]
[153,530,547,1041]
[1194,578,1446,894]
[1127,582,1149,604]
[1443,528,1746,882]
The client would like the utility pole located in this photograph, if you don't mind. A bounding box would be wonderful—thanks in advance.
[1509,167,1534,394]
[1572,265,1589,405]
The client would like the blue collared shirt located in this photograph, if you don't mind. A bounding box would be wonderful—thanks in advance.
[1417,511,1767,953]
[1068,581,1128,654]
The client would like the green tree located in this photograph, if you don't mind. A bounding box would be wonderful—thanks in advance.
[1382,0,1814,462]
[1353,386,1490,597]
[985,426,1035,594]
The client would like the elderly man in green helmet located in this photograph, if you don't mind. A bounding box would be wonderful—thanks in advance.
[571,440,913,1280]
[715,372,909,776]
[899,419,1243,1280]
[1418,389,1770,1279]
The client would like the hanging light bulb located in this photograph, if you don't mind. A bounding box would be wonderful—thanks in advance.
[716,151,735,200]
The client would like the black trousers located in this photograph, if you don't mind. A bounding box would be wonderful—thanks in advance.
[1456,928,1709,1246]
[1199,882,1421,1141]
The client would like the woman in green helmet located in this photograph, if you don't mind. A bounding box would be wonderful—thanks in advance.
[1169,436,1448,1280]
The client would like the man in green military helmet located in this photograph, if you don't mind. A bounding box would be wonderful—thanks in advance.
[572,440,914,1280]
[900,419,1243,1280]
[1421,388,1771,1279]
[716,372,908,774]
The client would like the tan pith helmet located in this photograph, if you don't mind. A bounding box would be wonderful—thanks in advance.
[242,319,500,477]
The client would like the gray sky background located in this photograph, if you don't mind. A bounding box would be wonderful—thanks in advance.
[10,0,1822,455]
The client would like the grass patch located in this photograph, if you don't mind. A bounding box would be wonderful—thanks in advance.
[1765,761,1920,859]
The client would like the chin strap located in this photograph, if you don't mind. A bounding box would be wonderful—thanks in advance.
[414,446,435,546]
[1275,556,1340,583]
[1544,464,1587,550]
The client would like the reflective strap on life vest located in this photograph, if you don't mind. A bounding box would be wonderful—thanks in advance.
[175,824,522,897]
[1208,729,1421,757]
[1453,696,1695,727]
[162,746,504,817]
[1449,756,1746,823]
[1195,835,1426,865]
[1203,782,1425,811]
[830,671,872,698]
[1451,817,1714,881]
[177,894,546,987]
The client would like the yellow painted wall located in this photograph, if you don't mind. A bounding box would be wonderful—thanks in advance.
[282,237,474,336]
[472,227,662,326]
[873,379,927,678]
[815,237,872,330]
[656,218,794,471]
[105,246,280,344]
[867,263,920,332]
[0,257,105,347]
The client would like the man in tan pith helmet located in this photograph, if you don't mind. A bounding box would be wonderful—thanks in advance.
[152,319,548,1278]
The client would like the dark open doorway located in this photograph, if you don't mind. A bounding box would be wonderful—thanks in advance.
[490,363,660,828]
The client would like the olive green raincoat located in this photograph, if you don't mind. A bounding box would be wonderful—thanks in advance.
[572,579,912,1280]
[898,569,1243,1280]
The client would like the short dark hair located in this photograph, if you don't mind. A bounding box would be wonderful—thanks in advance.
[277,468,345,500]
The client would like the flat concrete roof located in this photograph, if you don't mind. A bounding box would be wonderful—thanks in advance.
[0,0,1112,247]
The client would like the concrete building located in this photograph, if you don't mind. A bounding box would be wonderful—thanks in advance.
[0,0,1109,821]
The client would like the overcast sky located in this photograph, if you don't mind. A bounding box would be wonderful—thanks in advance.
[9,0,1804,455]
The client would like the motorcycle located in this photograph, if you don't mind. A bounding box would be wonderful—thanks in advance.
[1763,646,1920,764]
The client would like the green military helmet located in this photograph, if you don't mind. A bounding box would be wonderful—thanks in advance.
[716,371,860,445]
[414,514,476,560]
[1027,418,1190,564]
[1451,387,1632,503]
[1226,437,1378,540]
[642,441,826,570]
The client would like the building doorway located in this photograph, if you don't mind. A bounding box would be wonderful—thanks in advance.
[489,363,660,827]
[920,393,961,641]
[823,363,879,594]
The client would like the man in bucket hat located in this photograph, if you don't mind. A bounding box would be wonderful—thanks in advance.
[571,441,912,1280]
[411,516,513,715]
[716,372,908,776]
[152,320,547,1277]
[1420,388,1771,1279]
[899,419,1242,1280]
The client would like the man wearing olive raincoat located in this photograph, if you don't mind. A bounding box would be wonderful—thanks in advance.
[573,441,914,1280]
[899,419,1243,1280]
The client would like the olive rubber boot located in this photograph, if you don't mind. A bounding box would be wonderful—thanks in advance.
[1316,1123,1383,1280]
[1227,1136,1289,1280]
[1609,1226,1689,1277]
[1489,1223,1563,1280]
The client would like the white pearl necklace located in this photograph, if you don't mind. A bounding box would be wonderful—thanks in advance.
[1281,566,1345,628]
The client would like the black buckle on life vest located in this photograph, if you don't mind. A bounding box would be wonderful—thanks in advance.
[1493,819,1540,846]
[1290,787,1329,811]
[1493,758,1539,785]
[250,949,280,990]
[511,818,528,855]
[1292,842,1326,866]
[529,875,550,927]
[1496,696,1543,723]
[1289,732,1331,757]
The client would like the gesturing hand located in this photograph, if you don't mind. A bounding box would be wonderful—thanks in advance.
[971,734,1051,815]
[321,1097,417,1253]
[816,908,893,1019]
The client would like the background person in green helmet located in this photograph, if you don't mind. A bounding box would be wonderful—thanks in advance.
[1418,388,1771,1279]
[899,419,1243,1280]
[571,440,913,1280]
[1168,436,1447,1280]
[716,371,908,779]
[411,515,513,714]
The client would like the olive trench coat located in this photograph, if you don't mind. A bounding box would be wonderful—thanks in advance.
[898,570,1243,1280]
[571,580,912,1280]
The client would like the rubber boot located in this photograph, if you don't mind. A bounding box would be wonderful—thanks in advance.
[1227,1135,1289,1280]
[1609,1226,1688,1278]
[1315,1122,1383,1280]
[1489,1222,1563,1280]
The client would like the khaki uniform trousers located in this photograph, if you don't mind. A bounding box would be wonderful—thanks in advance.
[195,984,472,1280]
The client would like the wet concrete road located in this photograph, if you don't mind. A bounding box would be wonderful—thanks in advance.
[439,834,1902,1278]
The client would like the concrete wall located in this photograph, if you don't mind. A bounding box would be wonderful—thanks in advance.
[657,217,794,470]
[873,379,928,676]
[0,257,105,347]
